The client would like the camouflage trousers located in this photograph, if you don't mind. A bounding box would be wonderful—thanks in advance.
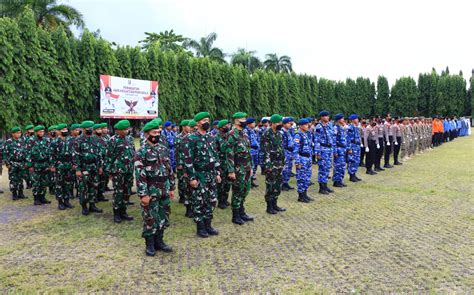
[22,167,31,187]
[217,168,231,205]
[191,171,217,223]
[98,171,108,195]
[8,165,23,195]
[141,195,170,238]
[78,168,99,205]
[177,168,191,205]
[230,166,251,209]
[112,172,133,211]
[32,166,50,198]
[55,169,74,201]
[264,167,283,202]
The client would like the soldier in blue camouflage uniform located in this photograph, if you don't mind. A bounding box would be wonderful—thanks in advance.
[226,113,255,224]
[3,127,27,200]
[210,120,219,137]
[106,120,135,223]
[332,114,348,188]
[135,120,174,256]
[73,121,104,215]
[162,121,176,172]
[244,117,259,188]
[261,114,286,214]
[215,119,232,209]
[281,117,295,191]
[347,114,363,182]
[184,112,222,238]
[314,111,335,194]
[293,119,313,203]
[49,123,75,210]
[27,125,52,205]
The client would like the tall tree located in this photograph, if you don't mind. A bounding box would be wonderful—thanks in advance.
[376,76,390,116]
[263,53,292,73]
[139,30,189,52]
[1,0,84,30]
[230,48,262,73]
[185,32,226,63]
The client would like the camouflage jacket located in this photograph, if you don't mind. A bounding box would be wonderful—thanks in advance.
[261,128,285,170]
[134,141,175,198]
[105,135,135,174]
[73,135,103,172]
[50,137,75,170]
[184,131,220,181]
[3,138,26,167]
[225,127,251,173]
[175,132,189,168]
[26,136,50,169]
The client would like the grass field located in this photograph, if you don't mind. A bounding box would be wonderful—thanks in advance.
[0,136,473,293]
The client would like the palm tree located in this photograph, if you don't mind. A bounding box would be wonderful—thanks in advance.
[0,0,85,30]
[139,29,189,51]
[263,53,293,73]
[230,48,262,73]
[184,32,226,63]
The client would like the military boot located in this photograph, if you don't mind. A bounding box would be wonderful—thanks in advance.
[273,199,286,212]
[232,208,245,224]
[239,204,254,221]
[113,209,122,223]
[58,199,66,210]
[204,219,219,236]
[145,236,156,256]
[266,201,278,214]
[120,207,134,221]
[318,184,329,195]
[197,221,209,238]
[89,202,103,213]
[155,230,172,252]
[81,203,89,215]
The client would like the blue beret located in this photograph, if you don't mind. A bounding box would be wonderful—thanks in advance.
[335,113,344,121]
[349,114,359,120]
[246,117,256,124]
[319,111,329,117]
[164,121,172,127]
[212,120,219,126]
[172,123,176,128]
[298,118,309,125]
[261,118,269,123]
[282,118,292,124]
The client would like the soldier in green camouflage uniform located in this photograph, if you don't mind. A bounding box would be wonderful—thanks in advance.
[93,124,109,202]
[46,125,58,195]
[184,112,221,238]
[3,127,26,200]
[27,125,52,205]
[49,123,75,210]
[73,121,104,215]
[135,120,174,256]
[216,119,231,210]
[124,128,137,204]
[22,124,35,189]
[225,113,255,224]
[106,120,135,223]
[100,123,112,192]
[175,119,193,216]
[261,114,286,214]
[69,124,82,199]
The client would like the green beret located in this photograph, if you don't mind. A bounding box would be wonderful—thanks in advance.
[93,124,102,130]
[114,119,130,130]
[143,121,160,132]
[217,119,229,128]
[70,124,81,130]
[25,124,34,130]
[188,120,196,127]
[48,125,57,132]
[100,123,108,128]
[232,112,247,119]
[194,112,210,122]
[270,114,283,123]
[56,123,67,130]
[81,120,94,129]
[180,120,190,127]
[10,126,21,133]
[151,118,163,126]
[34,125,45,132]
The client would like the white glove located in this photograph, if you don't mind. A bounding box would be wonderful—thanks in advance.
[377,144,380,149]
[386,141,391,146]
[394,142,398,145]
[360,144,364,148]
[365,147,369,152]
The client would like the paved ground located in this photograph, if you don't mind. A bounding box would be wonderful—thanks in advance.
[0,136,472,293]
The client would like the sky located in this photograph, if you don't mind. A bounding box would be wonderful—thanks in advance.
[69,0,473,85]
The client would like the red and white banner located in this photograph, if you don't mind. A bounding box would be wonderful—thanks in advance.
[100,75,159,119]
